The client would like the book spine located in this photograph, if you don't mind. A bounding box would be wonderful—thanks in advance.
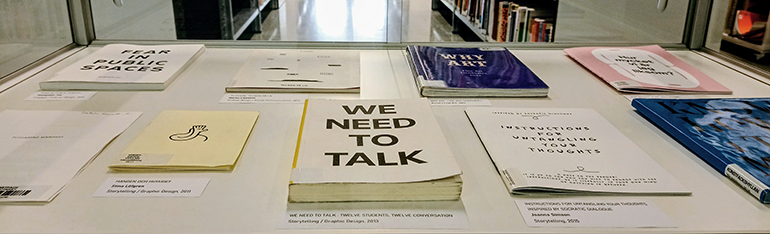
[465,0,478,19]
[516,7,528,42]
[479,0,487,29]
[530,19,540,42]
[466,110,517,193]
[538,19,545,42]
[489,0,498,40]
[500,169,518,193]
[291,99,311,180]
[497,2,509,42]
[462,0,468,16]
[545,23,553,42]
[506,4,518,42]
[406,46,429,83]
[510,6,521,42]
[725,164,770,203]
[523,9,533,42]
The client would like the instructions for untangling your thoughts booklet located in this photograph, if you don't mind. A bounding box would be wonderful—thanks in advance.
[515,198,675,228]
[93,178,209,197]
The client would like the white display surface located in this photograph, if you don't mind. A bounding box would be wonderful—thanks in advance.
[1,45,770,233]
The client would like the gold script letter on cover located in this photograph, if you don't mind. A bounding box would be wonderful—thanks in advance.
[109,110,259,171]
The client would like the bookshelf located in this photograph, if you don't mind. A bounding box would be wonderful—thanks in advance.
[433,0,559,43]
[434,0,490,41]
[172,0,278,40]
[722,0,770,58]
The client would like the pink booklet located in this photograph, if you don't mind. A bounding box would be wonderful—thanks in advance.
[564,45,732,94]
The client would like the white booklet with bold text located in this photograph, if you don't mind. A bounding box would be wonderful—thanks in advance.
[39,44,205,91]
[289,99,462,202]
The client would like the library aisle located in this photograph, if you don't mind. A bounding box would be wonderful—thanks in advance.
[249,0,465,42]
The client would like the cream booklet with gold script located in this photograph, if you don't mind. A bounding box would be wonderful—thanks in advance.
[109,110,259,171]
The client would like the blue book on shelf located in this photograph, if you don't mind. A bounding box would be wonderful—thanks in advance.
[632,98,770,203]
[406,45,548,97]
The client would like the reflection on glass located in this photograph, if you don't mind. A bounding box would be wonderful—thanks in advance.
[0,0,72,79]
[88,0,691,44]
[351,0,387,41]
[313,0,351,41]
[90,0,175,40]
[252,0,389,42]
[556,0,688,43]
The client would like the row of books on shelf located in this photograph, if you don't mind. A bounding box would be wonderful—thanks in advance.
[6,43,769,205]
[450,0,557,43]
[489,2,554,43]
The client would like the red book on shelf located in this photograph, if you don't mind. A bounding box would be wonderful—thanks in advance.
[735,10,767,38]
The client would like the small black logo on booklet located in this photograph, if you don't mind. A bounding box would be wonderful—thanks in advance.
[0,186,32,198]
[169,125,208,141]
[563,166,599,173]
[120,154,143,163]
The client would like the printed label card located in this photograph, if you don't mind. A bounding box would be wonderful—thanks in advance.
[515,198,676,228]
[93,178,210,197]
[220,93,307,104]
[25,91,96,101]
[430,99,491,106]
[279,201,468,229]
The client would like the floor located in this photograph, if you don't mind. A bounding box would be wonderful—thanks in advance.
[244,0,693,44]
[249,0,464,42]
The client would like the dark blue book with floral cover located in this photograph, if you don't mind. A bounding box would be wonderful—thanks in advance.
[406,46,548,97]
[632,98,770,203]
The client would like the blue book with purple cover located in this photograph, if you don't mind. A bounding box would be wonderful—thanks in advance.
[632,98,770,203]
[406,46,548,97]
